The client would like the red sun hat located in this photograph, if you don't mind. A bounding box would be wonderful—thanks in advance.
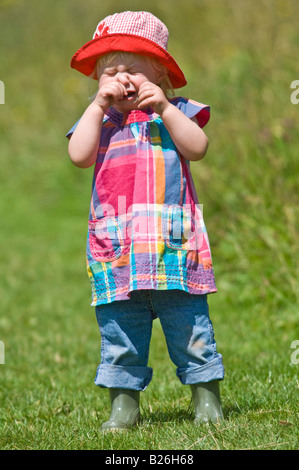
[70,11,187,89]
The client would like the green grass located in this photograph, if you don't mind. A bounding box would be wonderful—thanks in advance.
[0,0,298,450]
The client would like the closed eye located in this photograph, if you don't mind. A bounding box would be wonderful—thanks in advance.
[104,69,116,76]
[104,64,137,74]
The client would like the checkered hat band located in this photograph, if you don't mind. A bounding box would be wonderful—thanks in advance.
[93,11,169,50]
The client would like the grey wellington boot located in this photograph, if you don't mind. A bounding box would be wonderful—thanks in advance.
[190,380,224,424]
[102,389,140,432]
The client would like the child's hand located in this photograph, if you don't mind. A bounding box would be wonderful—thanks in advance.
[94,82,127,112]
[137,81,169,115]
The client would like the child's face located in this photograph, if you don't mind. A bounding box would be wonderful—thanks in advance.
[97,54,163,113]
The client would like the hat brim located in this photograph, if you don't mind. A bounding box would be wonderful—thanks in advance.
[70,34,187,89]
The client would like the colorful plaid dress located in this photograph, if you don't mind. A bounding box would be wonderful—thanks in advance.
[68,97,217,306]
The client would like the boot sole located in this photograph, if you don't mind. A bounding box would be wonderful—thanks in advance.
[101,410,140,432]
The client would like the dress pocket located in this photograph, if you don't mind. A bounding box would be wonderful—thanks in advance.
[162,204,196,250]
[88,217,125,262]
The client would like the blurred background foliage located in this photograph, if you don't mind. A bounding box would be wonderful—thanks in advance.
[0,0,298,449]
[1,0,298,312]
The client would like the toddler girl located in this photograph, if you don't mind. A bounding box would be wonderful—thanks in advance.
[67,11,224,431]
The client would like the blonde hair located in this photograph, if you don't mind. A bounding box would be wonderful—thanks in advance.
[96,52,174,97]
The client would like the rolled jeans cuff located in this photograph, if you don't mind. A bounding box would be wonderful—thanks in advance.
[94,364,153,391]
[176,355,225,385]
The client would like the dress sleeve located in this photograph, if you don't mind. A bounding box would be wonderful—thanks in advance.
[66,119,80,139]
[170,97,210,128]
[65,113,110,139]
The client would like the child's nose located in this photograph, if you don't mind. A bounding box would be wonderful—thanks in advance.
[116,72,130,86]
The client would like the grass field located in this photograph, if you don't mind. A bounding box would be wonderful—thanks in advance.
[0,0,298,450]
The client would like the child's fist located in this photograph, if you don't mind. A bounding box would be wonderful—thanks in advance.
[94,82,127,111]
[137,81,169,115]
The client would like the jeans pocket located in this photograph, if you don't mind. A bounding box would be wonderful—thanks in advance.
[162,204,196,250]
[88,217,125,261]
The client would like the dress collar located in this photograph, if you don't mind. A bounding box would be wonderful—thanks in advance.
[104,106,158,126]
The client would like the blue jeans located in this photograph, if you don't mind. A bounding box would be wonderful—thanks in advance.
[95,289,224,391]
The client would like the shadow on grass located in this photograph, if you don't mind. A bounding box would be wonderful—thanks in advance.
[141,407,193,425]
[140,402,243,426]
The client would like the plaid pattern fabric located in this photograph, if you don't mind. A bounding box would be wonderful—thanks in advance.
[93,11,169,50]
[68,97,217,305]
